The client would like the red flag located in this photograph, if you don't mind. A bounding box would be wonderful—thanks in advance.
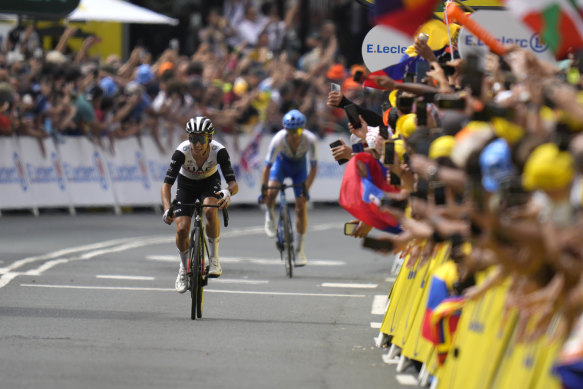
[338,152,401,232]
[374,0,442,37]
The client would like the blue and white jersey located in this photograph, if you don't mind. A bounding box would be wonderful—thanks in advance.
[264,129,318,167]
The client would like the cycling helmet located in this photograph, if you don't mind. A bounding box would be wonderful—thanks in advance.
[282,109,306,130]
[185,116,215,136]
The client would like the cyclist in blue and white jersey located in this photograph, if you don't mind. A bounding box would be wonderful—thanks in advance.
[161,116,238,293]
[259,109,318,266]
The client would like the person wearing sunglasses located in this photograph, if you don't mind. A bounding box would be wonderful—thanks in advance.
[259,109,318,266]
[161,116,238,293]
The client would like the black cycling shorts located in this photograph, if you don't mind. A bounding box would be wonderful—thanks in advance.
[174,172,222,218]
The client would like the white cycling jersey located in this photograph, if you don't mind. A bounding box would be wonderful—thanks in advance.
[176,139,228,180]
[264,129,318,166]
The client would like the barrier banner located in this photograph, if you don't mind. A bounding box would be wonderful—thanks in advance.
[402,243,451,364]
[437,276,515,389]
[105,137,158,206]
[393,245,437,349]
[57,137,116,206]
[0,134,349,211]
[0,137,36,209]
[490,313,562,389]
[19,137,71,208]
[381,244,426,337]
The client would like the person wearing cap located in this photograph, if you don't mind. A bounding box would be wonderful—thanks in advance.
[259,109,318,266]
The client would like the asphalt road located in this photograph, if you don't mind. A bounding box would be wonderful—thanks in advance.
[0,205,416,389]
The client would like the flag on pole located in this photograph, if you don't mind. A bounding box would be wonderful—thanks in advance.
[503,0,583,58]
[373,0,442,36]
[240,127,263,172]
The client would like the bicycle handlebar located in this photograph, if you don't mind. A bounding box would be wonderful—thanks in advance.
[265,183,308,198]
[168,199,229,227]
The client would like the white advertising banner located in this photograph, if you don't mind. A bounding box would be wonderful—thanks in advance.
[19,137,71,208]
[57,137,116,206]
[0,137,36,209]
[0,134,349,211]
[362,25,412,72]
[458,10,555,62]
[105,137,158,206]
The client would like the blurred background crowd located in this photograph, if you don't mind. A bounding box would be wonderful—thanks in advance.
[0,0,379,156]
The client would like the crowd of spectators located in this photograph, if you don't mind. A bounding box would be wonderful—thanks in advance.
[0,0,380,156]
[327,27,583,385]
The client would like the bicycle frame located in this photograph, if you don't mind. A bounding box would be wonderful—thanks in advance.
[169,198,228,320]
[266,183,305,278]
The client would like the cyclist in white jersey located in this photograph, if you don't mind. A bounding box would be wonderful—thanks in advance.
[161,116,238,293]
[259,109,318,266]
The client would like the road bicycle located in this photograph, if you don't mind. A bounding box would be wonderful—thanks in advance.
[266,183,306,278]
[168,198,228,320]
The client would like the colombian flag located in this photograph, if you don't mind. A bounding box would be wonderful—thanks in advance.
[338,151,401,233]
[421,260,465,365]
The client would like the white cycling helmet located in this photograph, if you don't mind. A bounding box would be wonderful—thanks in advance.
[185,116,215,136]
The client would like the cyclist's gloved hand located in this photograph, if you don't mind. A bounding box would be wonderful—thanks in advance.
[217,189,231,207]
[162,208,172,224]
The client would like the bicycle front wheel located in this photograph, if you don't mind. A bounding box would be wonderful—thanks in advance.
[190,226,203,320]
[282,205,294,278]
[196,230,204,319]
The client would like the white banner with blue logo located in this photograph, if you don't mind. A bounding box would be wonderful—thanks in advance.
[106,137,158,206]
[57,137,116,206]
[0,137,37,209]
[18,137,72,208]
[0,134,350,211]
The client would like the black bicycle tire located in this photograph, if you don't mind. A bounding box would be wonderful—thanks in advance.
[196,229,204,319]
[282,205,293,278]
[190,226,202,320]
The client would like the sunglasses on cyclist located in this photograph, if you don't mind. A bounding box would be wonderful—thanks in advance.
[189,135,209,145]
[286,128,303,135]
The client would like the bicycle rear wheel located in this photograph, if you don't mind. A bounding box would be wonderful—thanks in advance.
[282,205,293,278]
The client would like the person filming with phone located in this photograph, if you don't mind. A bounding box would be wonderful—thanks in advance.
[259,109,318,266]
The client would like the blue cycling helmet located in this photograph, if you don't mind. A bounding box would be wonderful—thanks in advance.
[282,109,306,130]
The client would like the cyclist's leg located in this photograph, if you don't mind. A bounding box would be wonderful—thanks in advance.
[202,175,222,277]
[291,162,308,264]
[265,158,284,237]
[174,176,197,291]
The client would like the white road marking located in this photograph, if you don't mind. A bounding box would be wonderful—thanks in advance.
[385,277,396,282]
[371,295,388,315]
[396,374,418,386]
[212,279,268,285]
[20,283,366,297]
[97,275,155,281]
[321,283,378,289]
[146,255,345,266]
[0,223,345,289]
[370,322,382,329]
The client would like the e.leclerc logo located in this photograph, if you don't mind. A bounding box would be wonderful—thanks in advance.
[365,43,408,55]
[93,151,109,190]
[463,33,549,54]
